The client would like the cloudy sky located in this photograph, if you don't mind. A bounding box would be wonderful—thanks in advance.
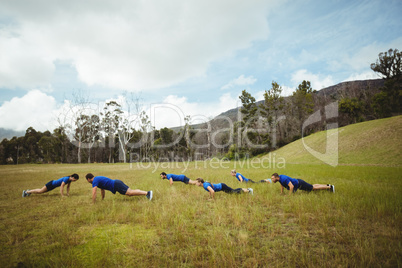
[0,0,401,132]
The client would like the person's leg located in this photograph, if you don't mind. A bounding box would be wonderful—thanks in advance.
[27,186,48,194]
[312,184,331,190]
[183,176,196,185]
[188,179,197,185]
[125,188,147,196]
[221,183,235,193]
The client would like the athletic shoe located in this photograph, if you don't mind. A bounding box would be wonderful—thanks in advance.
[146,190,153,201]
[248,188,253,195]
[330,185,335,193]
[22,190,30,197]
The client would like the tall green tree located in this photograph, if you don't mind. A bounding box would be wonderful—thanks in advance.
[101,101,122,163]
[260,81,284,148]
[370,48,402,114]
[339,98,363,124]
[370,48,401,79]
[239,89,259,152]
[292,80,314,136]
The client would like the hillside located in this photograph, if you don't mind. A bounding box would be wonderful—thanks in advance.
[173,78,384,131]
[262,115,402,166]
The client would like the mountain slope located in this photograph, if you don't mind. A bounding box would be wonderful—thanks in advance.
[262,115,402,166]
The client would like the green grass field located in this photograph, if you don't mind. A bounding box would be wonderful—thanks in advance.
[1,117,401,267]
[1,162,401,267]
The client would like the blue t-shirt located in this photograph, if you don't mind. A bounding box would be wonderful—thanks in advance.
[92,176,116,194]
[279,175,299,191]
[203,182,223,192]
[167,174,185,182]
[52,176,70,187]
[236,173,249,182]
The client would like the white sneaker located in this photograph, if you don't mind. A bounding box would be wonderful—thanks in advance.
[331,185,335,193]
[146,190,153,201]
[248,188,253,195]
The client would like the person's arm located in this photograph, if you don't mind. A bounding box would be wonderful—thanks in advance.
[280,185,284,195]
[207,186,215,199]
[287,182,294,196]
[60,182,66,197]
[101,189,105,200]
[66,182,71,196]
[92,186,98,203]
[169,178,173,186]
[237,175,243,182]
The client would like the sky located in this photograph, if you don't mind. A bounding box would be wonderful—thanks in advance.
[0,0,401,133]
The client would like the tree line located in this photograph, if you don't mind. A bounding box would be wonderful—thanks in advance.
[0,48,400,164]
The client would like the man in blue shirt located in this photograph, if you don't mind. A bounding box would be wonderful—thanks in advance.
[231,170,271,183]
[195,178,253,199]
[85,173,153,203]
[271,173,335,196]
[160,172,196,186]
[22,173,79,197]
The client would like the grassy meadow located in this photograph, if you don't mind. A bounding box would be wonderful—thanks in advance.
[1,161,401,267]
[1,117,402,267]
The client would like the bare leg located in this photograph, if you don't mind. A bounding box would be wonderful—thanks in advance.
[27,186,48,194]
[188,180,197,185]
[312,184,331,190]
[125,188,147,196]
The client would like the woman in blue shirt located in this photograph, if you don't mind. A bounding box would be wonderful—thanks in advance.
[22,173,79,197]
[195,178,253,199]
[160,172,196,186]
[231,170,271,183]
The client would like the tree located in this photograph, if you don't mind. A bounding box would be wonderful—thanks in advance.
[339,98,363,124]
[260,81,285,148]
[370,48,401,79]
[53,127,69,163]
[38,134,55,163]
[239,90,258,151]
[184,115,193,159]
[292,80,314,136]
[239,90,258,128]
[74,114,100,163]
[101,101,122,163]
[371,48,402,114]
[371,91,392,118]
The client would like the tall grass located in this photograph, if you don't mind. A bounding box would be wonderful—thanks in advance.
[0,162,401,267]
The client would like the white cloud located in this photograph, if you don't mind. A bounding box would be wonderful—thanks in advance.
[0,0,279,91]
[150,93,238,129]
[290,69,335,91]
[0,90,58,131]
[343,71,381,82]
[281,86,294,97]
[221,75,257,90]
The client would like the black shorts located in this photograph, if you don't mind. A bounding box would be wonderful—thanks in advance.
[45,180,56,192]
[183,176,190,184]
[114,180,129,195]
[297,179,313,192]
